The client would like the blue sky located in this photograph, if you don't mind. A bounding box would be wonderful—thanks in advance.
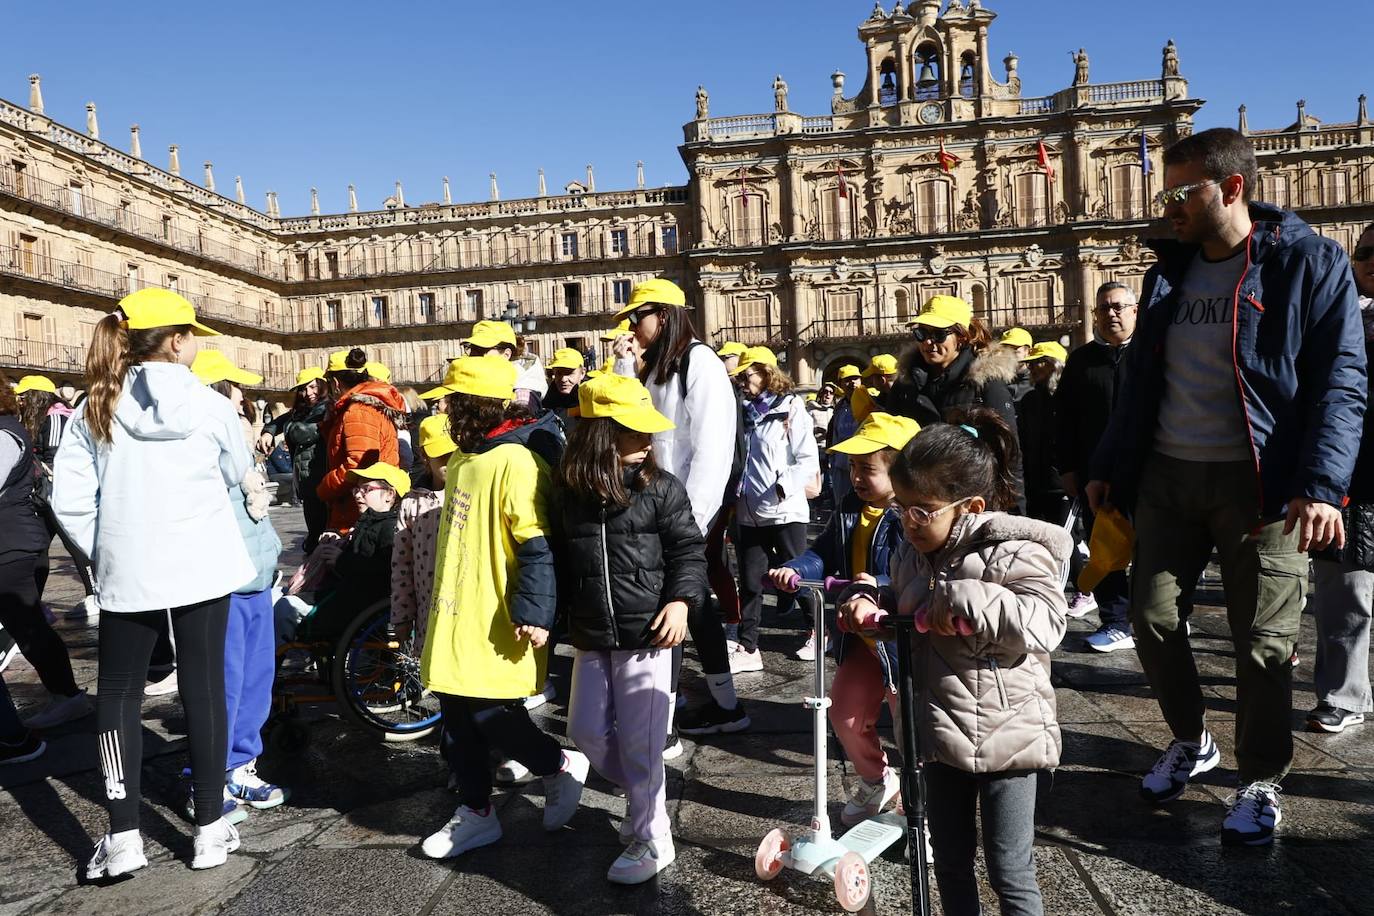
[6,1,1367,216]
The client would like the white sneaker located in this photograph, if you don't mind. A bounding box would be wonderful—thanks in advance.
[795,631,830,661]
[144,669,179,697]
[841,768,901,826]
[607,835,676,885]
[728,644,764,674]
[190,818,240,870]
[86,830,147,880]
[69,595,99,618]
[1221,781,1282,846]
[1085,624,1135,653]
[1064,592,1098,619]
[524,682,556,711]
[543,750,589,830]
[227,759,289,809]
[494,758,531,784]
[421,804,502,859]
[1140,732,1220,804]
[24,690,94,730]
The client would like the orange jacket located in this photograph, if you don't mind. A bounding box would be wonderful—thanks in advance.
[316,381,405,531]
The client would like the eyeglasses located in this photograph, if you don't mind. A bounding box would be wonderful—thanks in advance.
[888,496,972,526]
[1353,246,1374,262]
[626,306,662,328]
[1094,302,1138,314]
[911,326,954,345]
[1153,178,1224,209]
[352,482,389,496]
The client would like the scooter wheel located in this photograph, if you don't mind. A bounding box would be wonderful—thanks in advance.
[834,851,871,912]
[754,828,789,880]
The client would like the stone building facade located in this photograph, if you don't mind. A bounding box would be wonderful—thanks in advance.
[1,0,1372,391]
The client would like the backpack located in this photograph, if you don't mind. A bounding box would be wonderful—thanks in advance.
[678,341,748,510]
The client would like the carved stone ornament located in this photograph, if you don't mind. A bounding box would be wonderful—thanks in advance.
[832,257,853,281]
[1022,244,1045,268]
[1120,235,1142,261]
[741,261,761,286]
[927,245,948,275]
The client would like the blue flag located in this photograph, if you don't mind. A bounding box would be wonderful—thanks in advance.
[1140,131,1152,175]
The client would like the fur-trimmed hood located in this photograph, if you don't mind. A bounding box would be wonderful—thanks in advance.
[333,381,406,429]
[897,343,1019,389]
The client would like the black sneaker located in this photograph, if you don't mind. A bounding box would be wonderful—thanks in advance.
[0,730,46,766]
[663,726,683,761]
[1306,703,1365,734]
[1221,781,1282,846]
[0,628,18,674]
[677,700,750,736]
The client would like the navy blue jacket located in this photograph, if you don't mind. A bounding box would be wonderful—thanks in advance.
[1091,204,1366,517]
[783,490,904,687]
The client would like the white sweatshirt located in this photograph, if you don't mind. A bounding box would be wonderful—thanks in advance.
[736,393,820,527]
[53,362,255,613]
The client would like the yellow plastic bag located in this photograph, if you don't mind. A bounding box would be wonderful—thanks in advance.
[1078,506,1135,593]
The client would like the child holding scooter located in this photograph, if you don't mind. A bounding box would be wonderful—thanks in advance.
[840,409,1070,916]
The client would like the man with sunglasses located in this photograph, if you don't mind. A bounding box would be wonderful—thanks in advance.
[1087,128,1366,846]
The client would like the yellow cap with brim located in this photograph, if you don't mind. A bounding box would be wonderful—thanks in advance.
[613,277,687,319]
[364,361,391,382]
[864,353,898,377]
[13,375,56,395]
[730,346,779,376]
[1001,327,1034,348]
[420,355,517,401]
[575,373,675,434]
[464,320,518,350]
[191,349,264,386]
[911,294,973,330]
[850,386,882,423]
[830,411,922,455]
[294,366,326,388]
[548,348,585,371]
[119,287,219,336]
[805,393,817,402]
[600,319,631,342]
[1022,341,1068,363]
[418,414,457,459]
[835,364,862,381]
[326,349,352,373]
[349,461,411,499]
[717,341,747,358]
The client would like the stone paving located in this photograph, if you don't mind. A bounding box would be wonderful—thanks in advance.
[1,507,1372,915]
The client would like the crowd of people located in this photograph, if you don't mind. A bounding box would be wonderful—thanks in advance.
[0,126,1370,913]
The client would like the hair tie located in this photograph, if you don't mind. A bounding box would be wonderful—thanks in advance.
[960,424,979,438]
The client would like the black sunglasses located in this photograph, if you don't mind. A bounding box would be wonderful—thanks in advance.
[1354,246,1374,262]
[627,306,663,328]
[911,326,954,345]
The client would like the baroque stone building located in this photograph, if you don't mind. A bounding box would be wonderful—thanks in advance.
[2,0,1372,391]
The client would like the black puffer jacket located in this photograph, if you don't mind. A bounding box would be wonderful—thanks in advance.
[887,345,1020,433]
[557,468,708,651]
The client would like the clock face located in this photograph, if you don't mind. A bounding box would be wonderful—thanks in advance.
[918,102,943,125]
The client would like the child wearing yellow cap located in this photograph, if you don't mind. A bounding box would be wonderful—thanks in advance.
[419,357,588,861]
[826,363,865,505]
[768,411,921,825]
[557,374,706,884]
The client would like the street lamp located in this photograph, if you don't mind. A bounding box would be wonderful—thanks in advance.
[501,299,537,334]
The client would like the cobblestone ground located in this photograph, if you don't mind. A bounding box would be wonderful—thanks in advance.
[1,506,1372,915]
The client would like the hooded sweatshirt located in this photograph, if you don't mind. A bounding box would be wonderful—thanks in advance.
[317,380,406,531]
[52,362,255,613]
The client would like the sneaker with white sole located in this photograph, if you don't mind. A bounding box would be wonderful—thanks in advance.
[421,804,502,859]
[24,690,94,730]
[1221,781,1282,846]
[227,759,289,809]
[69,595,99,618]
[795,631,830,662]
[144,669,179,697]
[494,758,531,784]
[1306,703,1366,734]
[677,700,750,736]
[86,829,147,880]
[1085,624,1135,653]
[1065,592,1098,619]
[728,644,763,674]
[190,818,240,870]
[543,750,589,830]
[1140,732,1220,804]
[524,682,556,711]
[183,783,249,826]
[663,727,683,761]
[841,768,901,827]
[607,835,676,885]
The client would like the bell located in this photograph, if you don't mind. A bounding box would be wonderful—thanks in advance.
[882,70,896,91]
[917,58,938,87]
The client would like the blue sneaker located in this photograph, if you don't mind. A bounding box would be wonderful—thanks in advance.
[182,779,249,826]
[227,760,289,809]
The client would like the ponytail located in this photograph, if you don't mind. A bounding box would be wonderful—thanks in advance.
[892,407,1021,511]
[84,313,192,444]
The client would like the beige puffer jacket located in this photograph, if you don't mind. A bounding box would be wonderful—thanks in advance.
[887,511,1071,773]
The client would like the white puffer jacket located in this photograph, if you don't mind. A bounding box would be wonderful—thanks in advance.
[736,392,819,527]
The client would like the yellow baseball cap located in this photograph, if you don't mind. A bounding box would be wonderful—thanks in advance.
[119,287,219,336]
[829,412,923,455]
[420,355,517,401]
[717,341,747,358]
[835,364,862,381]
[600,319,631,342]
[418,414,457,459]
[911,294,973,330]
[191,349,264,386]
[805,392,817,402]
[326,349,353,373]
[349,461,411,498]
[294,366,326,388]
[614,277,687,319]
[463,320,518,350]
[863,354,898,377]
[364,361,391,382]
[1022,341,1068,363]
[730,346,779,376]
[548,348,585,371]
[13,375,56,395]
[1000,327,1033,348]
[851,385,882,423]
[575,373,674,433]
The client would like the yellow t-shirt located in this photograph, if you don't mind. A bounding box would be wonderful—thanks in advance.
[421,442,552,699]
[849,504,886,578]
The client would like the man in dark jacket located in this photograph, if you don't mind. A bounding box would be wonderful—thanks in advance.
[1056,281,1137,649]
[1087,128,1367,846]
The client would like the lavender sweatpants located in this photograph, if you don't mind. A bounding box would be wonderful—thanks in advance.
[568,647,672,842]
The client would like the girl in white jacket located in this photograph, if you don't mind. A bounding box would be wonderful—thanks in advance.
[53,289,255,878]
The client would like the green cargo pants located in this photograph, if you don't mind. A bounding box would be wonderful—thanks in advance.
[1130,453,1306,784]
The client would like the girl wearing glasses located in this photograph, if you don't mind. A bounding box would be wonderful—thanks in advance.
[840,408,1070,916]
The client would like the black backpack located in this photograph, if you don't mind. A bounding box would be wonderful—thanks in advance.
[677,341,748,511]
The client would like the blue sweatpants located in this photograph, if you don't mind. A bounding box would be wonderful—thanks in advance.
[225,589,275,771]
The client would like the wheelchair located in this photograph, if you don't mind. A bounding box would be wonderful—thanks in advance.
[266,596,442,753]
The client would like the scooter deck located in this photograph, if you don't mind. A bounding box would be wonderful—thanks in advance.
[837,811,906,859]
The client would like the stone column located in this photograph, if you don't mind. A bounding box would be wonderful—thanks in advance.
[27,75,43,114]
[235,176,245,204]
[896,38,910,101]
[85,103,99,139]
[1072,252,1097,344]
[538,169,547,197]
[203,161,215,192]
[636,161,645,189]
[442,176,452,204]
[782,151,805,240]
[168,145,180,176]
[348,184,358,212]
[976,27,990,96]
[490,173,499,201]
[311,187,320,215]
[130,124,142,159]
[867,39,880,107]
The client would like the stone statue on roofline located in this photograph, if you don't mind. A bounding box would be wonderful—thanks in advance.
[1162,40,1180,78]
[774,75,789,112]
[695,85,709,120]
[1073,48,1090,86]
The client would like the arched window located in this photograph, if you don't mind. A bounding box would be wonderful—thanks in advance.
[959,51,977,98]
[971,283,989,323]
[820,186,857,240]
[894,288,911,325]
[1109,164,1144,220]
[914,44,942,100]
[915,180,951,235]
[879,59,899,107]
[1014,172,1049,227]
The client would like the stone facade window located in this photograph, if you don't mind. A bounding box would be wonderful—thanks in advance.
[893,288,911,324]
[825,290,860,338]
[371,295,388,327]
[464,289,483,317]
[1261,174,1290,208]
[324,299,341,329]
[733,295,772,343]
[8,160,27,197]
[610,228,628,256]
[1013,173,1049,228]
[1014,278,1053,326]
[563,283,582,315]
[67,182,83,217]
[418,292,435,322]
[915,180,951,235]
[612,279,631,306]
[325,251,339,278]
[660,225,678,255]
[1321,170,1350,207]
[561,232,579,259]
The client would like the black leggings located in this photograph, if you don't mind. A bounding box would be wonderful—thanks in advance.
[0,552,79,698]
[40,505,96,597]
[96,596,229,831]
[735,522,808,652]
[437,693,562,811]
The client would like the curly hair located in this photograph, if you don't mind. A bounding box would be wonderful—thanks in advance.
[445,392,511,453]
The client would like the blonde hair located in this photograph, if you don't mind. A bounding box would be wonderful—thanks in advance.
[398,386,425,413]
[84,313,191,444]
[752,363,795,397]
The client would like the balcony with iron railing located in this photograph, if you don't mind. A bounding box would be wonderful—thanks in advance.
[0,335,87,379]
[285,293,630,338]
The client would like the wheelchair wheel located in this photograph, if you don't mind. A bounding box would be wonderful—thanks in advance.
[330,599,442,742]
